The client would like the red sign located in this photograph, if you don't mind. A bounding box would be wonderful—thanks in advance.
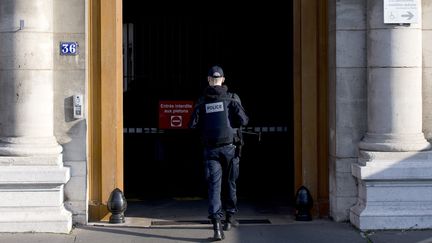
[159,100,194,129]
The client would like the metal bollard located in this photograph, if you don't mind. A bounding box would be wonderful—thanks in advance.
[295,186,313,221]
[107,188,127,223]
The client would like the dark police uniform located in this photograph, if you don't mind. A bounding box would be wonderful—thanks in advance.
[189,85,249,221]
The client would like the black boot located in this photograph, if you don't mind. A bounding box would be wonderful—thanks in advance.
[223,214,239,231]
[211,219,225,241]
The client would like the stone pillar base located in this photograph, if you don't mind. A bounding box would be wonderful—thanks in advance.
[350,151,432,230]
[0,163,72,233]
[0,207,72,233]
[0,137,63,156]
[359,133,431,152]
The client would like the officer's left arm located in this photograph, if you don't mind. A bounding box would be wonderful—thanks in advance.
[189,101,202,129]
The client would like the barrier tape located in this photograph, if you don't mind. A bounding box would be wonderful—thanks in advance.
[123,126,289,134]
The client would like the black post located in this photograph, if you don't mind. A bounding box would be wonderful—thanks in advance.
[107,188,127,223]
[295,186,313,221]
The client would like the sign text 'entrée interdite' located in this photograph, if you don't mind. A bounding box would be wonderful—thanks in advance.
[384,0,418,24]
[159,100,194,129]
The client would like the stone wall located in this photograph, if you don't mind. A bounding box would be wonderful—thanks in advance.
[424,2,432,140]
[53,0,87,225]
[329,0,432,222]
[328,0,367,221]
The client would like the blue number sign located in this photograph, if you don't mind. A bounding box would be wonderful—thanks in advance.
[60,42,79,55]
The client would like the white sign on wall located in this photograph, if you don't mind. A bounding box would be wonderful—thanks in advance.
[384,0,418,24]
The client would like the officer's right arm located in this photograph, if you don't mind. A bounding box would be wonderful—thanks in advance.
[232,93,242,104]
[231,102,249,127]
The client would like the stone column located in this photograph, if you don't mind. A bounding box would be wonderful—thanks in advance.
[0,0,71,233]
[359,1,429,152]
[351,0,432,230]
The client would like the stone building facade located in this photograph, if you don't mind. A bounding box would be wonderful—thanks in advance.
[328,0,432,229]
[0,0,431,233]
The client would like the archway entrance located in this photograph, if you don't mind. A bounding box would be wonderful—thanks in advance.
[122,2,293,202]
[87,0,328,221]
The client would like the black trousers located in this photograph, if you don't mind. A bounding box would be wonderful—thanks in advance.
[204,144,240,220]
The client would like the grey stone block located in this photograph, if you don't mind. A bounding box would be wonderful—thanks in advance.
[54,0,85,33]
[336,0,366,30]
[336,31,366,68]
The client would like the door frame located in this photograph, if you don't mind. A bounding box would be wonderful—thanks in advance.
[88,0,124,221]
[293,0,329,216]
[88,0,328,221]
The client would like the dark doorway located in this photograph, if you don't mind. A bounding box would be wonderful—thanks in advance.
[123,2,293,203]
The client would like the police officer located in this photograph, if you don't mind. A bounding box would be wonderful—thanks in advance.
[190,65,249,241]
